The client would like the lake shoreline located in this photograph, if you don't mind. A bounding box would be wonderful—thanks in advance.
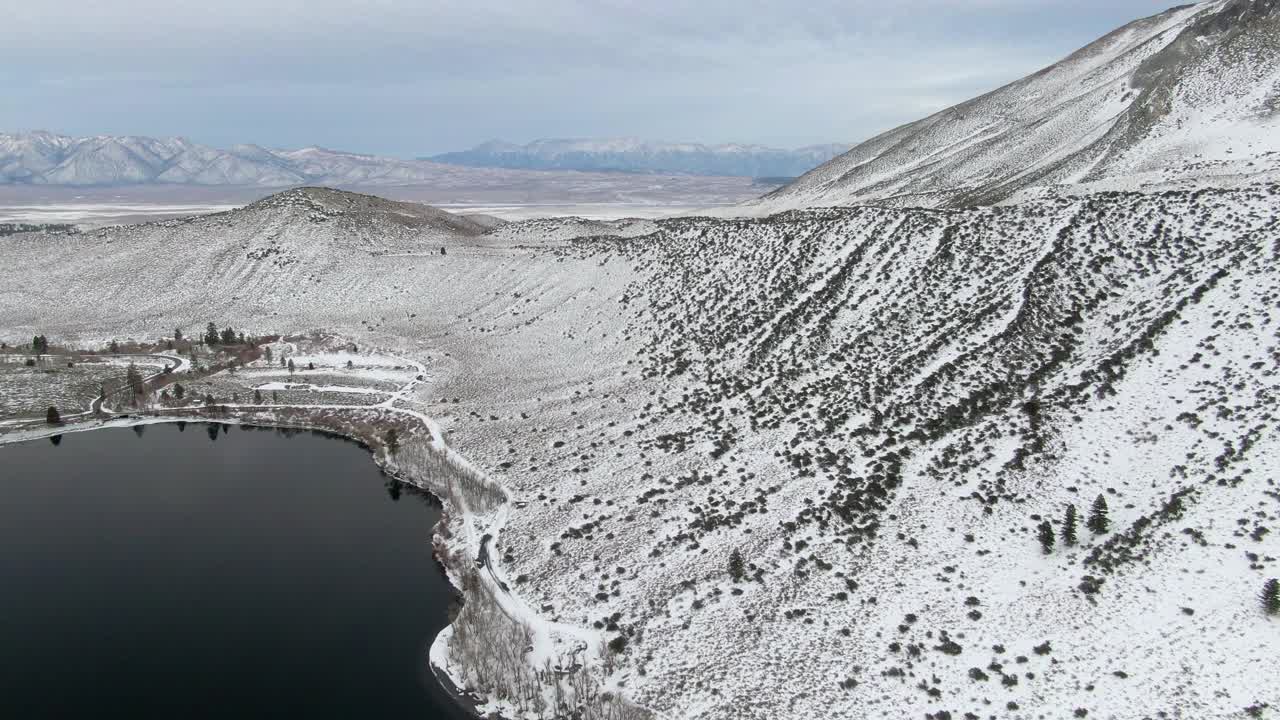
[0,420,481,712]
[0,411,496,720]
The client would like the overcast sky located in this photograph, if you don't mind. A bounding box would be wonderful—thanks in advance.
[0,1,1181,156]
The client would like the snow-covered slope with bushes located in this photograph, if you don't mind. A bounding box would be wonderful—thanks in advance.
[750,0,1280,212]
[1,181,1277,718]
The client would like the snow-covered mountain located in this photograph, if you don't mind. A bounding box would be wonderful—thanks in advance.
[3,3,1279,719]
[753,0,1280,212]
[429,138,852,178]
[0,132,591,188]
[0,131,307,186]
[0,131,849,187]
[4,177,1278,718]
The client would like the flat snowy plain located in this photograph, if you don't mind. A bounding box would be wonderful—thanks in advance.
[0,174,762,228]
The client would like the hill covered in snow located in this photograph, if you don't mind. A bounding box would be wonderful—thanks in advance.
[751,0,1280,212]
[2,177,1277,718]
[429,139,852,178]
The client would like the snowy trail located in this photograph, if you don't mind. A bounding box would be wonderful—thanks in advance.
[175,348,601,661]
[253,382,387,396]
[97,352,189,416]
[371,351,605,661]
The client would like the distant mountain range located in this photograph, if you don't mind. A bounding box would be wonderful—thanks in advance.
[0,132,850,187]
[0,132,475,187]
[752,0,1280,212]
[427,139,852,178]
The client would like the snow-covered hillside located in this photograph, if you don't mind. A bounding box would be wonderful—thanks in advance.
[2,180,1277,718]
[749,0,1280,212]
[430,138,852,178]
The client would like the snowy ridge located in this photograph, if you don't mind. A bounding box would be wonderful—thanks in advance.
[745,0,1280,213]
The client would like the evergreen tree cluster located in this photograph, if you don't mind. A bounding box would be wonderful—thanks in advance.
[204,323,248,346]
[31,335,49,354]
[1039,499,1102,555]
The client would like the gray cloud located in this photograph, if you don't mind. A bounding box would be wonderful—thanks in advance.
[0,1,1183,155]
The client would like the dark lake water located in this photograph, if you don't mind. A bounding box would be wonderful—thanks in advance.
[0,422,472,719]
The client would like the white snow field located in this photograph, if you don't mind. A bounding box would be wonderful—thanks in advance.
[2,2,1279,718]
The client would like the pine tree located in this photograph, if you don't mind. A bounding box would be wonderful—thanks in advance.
[1038,520,1056,554]
[1263,579,1280,616]
[46,406,61,425]
[205,322,220,346]
[254,389,263,404]
[220,327,236,345]
[287,358,296,375]
[1088,495,1110,534]
[125,363,145,399]
[173,383,185,400]
[264,346,273,363]
[728,548,746,581]
[1062,504,1079,546]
